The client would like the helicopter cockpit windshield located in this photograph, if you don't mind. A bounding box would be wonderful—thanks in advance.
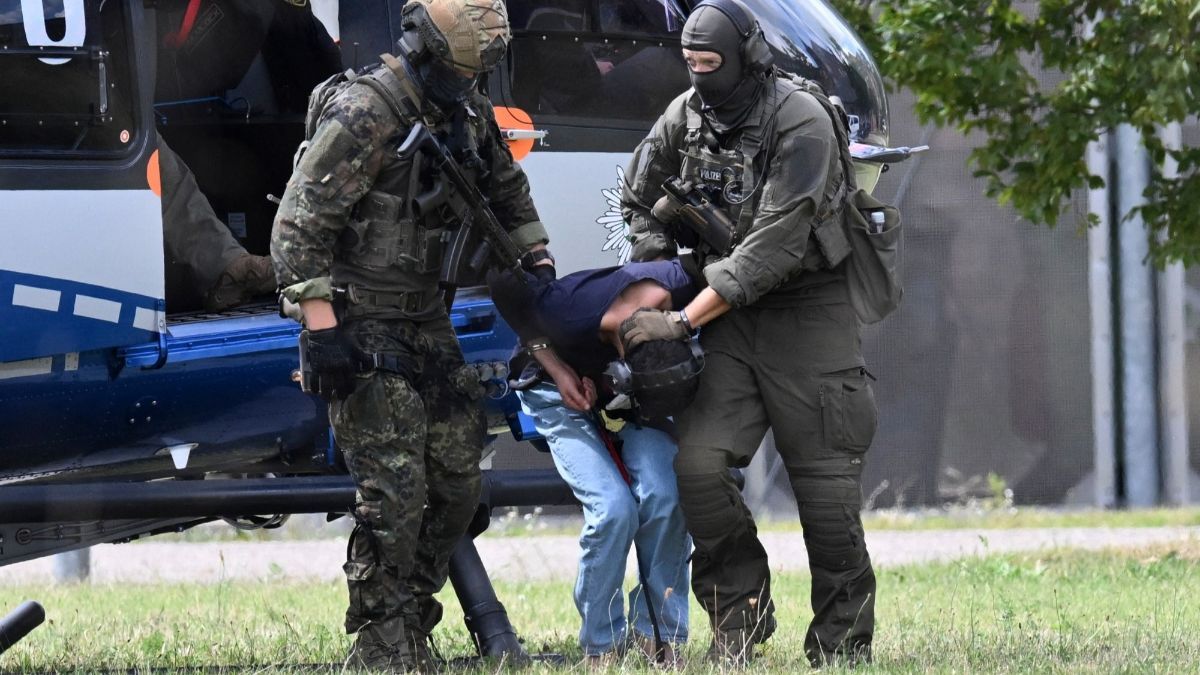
[0,0,139,157]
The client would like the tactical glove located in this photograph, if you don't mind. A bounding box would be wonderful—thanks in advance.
[619,308,691,352]
[531,262,557,283]
[303,327,361,400]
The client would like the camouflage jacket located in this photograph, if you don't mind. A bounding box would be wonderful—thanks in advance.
[621,75,848,308]
[271,64,547,319]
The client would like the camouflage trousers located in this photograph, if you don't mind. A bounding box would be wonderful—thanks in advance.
[329,315,486,636]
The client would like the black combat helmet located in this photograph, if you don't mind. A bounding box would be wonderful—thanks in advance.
[397,0,512,108]
[624,338,705,420]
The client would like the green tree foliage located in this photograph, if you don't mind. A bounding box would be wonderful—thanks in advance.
[831,0,1200,265]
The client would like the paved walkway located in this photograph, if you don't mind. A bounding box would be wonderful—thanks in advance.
[1,527,1196,585]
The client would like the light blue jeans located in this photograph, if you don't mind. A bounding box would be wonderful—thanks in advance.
[518,383,691,655]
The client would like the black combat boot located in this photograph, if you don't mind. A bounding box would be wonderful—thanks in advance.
[347,616,416,672]
[706,610,776,669]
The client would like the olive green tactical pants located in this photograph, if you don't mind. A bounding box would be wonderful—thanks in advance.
[330,316,486,638]
[675,302,877,665]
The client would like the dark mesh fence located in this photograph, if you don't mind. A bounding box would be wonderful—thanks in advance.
[861,90,1094,507]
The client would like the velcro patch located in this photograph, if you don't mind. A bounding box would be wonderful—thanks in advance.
[298,119,362,196]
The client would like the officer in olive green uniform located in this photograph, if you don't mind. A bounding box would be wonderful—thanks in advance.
[620,0,877,667]
[270,0,550,669]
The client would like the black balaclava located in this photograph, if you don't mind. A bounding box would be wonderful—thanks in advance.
[419,57,478,111]
[681,4,764,132]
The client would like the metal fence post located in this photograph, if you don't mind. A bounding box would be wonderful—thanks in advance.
[1115,124,1160,506]
[1158,122,1190,505]
[1087,133,1117,508]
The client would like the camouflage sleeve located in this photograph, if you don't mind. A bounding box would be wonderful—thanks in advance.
[621,92,690,262]
[270,83,400,302]
[476,95,547,251]
[703,92,840,307]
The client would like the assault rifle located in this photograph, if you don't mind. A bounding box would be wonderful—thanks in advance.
[655,176,736,256]
[397,123,525,293]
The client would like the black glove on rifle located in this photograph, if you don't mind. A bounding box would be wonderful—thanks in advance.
[302,327,361,400]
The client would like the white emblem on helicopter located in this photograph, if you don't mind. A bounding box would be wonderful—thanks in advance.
[597,165,631,264]
[20,0,86,66]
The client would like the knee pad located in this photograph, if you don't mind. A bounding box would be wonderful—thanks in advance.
[798,502,867,571]
[677,472,745,551]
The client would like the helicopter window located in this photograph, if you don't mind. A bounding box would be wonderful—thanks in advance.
[597,0,685,36]
[507,0,690,124]
[507,0,591,32]
[0,0,139,158]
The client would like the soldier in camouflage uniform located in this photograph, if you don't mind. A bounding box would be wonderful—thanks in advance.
[270,0,551,669]
[619,0,878,667]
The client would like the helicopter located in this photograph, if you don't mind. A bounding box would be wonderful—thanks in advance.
[0,0,904,657]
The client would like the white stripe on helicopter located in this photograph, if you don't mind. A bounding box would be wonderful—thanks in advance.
[73,295,122,323]
[12,285,61,312]
[8,281,164,332]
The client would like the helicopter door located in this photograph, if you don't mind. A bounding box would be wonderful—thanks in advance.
[0,0,163,363]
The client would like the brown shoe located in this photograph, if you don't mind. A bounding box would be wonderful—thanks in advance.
[203,254,277,312]
[583,650,619,671]
[346,617,416,672]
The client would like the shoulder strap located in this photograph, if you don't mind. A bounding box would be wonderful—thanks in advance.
[352,54,422,126]
[379,53,424,107]
[734,126,762,240]
[684,92,703,144]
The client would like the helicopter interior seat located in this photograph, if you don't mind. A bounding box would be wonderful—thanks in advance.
[152,0,342,314]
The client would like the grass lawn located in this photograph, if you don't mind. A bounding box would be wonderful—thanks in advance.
[2,541,1198,673]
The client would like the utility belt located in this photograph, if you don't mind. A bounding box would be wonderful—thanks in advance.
[332,283,438,319]
[295,328,418,395]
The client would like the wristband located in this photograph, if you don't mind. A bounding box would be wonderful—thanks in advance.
[520,249,556,269]
[679,308,696,335]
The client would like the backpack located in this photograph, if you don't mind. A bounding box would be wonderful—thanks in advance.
[783,74,904,324]
[295,54,421,167]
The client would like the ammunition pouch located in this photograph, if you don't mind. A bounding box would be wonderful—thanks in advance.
[341,190,448,275]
